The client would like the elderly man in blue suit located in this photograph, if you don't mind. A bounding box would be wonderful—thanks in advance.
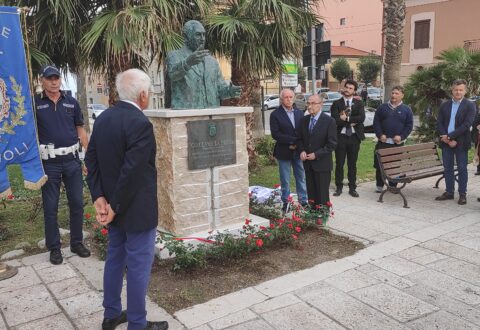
[85,69,168,330]
[435,79,476,205]
[270,89,308,212]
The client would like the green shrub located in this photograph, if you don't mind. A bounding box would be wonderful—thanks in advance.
[366,99,381,109]
[254,136,276,165]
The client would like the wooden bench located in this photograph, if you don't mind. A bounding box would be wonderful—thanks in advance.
[376,142,457,208]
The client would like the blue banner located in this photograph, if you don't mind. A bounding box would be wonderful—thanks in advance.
[0,6,46,197]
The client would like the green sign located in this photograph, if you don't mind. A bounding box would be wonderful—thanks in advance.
[283,64,298,74]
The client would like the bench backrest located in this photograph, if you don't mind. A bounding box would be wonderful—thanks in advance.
[376,142,442,178]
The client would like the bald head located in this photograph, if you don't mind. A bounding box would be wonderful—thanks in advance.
[307,94,323,115]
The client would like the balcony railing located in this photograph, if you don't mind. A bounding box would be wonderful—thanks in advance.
[464,39,480,52]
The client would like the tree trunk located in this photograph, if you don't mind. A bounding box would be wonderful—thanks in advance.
[382,0,406,100]
[76,68,89,133]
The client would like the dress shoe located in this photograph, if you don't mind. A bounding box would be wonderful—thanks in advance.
[50,249,63,265]
[375,186,383,193]
[349,190,359,197]
[435,192,454,201]
[458,194,467,205]
[333,188,342,196]
[102,310,127,330]
[144,321,169,330]
[281,202,288,215]
[70,243,91,258]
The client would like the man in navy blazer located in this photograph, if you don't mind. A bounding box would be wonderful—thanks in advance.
[435,79,476,205]
[85,69,168,330]
[298,94,337,206]
[270,89,307,212]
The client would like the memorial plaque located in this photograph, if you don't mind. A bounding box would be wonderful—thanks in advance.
[187,119,236,170]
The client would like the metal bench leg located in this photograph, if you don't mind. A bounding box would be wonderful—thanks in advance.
[398,189,409,208]
[434,175,443,188]
[378,188,387,203]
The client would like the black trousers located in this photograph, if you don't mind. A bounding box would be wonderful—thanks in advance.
[304,165,331,205]
[374,141,403,187]
[335,134,360,190]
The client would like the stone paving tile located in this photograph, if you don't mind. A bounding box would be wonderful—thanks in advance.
[407,269,480,305]
[174,288,266,329]
[68,255,105,291]
[458,237,480,252]
[208,309,257,329]
[349,283,438,322]
[261,302,345,330]
[21,252,50,266]
[367,268,417,289]
[72,310,103,330]
[254,259,356,298]
[192,325,212,330]
[36,263,78,284]
[0,284,60,326]
[427,258,480,287]
[0,315,6,330]
[324,269,379,292]
[371,255,427,276]
[59,290,103,319]
[403,284,480,327]
[4,259,22,267]
[410,252,449,265]
[0,266,41,294]
[369,232,396,243]
[250,294,302,314]
[406,310,479,330]
[344,237,418,265]
[404,226,450,242]
[47,276,92,300]
[395,246,434,260]
[32,261,56,271]
[439,231,474,245]
[355,263,383,274]
[420,239,480,266]
[295,282,408,330]
[226,319,274,330]
[13,313,74,330]
[455,223,480,237]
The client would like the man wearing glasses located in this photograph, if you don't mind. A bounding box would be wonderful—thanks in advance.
[297,94,337,206]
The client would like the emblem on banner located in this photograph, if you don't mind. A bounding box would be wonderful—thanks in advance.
[0,78,10,122]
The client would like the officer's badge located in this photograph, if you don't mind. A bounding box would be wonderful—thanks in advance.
[0,78,10,122]
[208,122,217,137]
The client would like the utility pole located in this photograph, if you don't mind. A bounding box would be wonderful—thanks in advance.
[311,26,316,94]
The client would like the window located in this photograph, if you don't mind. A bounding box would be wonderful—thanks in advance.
[340,41,346,47]
[414,20,430,49]
[340,18,346,26]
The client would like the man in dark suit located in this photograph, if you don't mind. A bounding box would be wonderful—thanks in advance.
[270,89,307,212]
[85,69,168,330]
[435,79,476,205]
[298,94,337,206]
[331,80,365,197]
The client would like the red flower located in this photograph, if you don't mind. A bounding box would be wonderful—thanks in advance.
[101,228,108,236]
[292,234,298,240]
[269,223,275,229]
[265,233,271,237]
[259,226,267,231]
[256,239,264,247]
[295,226,301,233]
[326,201,333,207]
[287,195,293,202]
[274,184,281,189]
[85,213,92,219]
[6,194,14,200]
[315,204,321,209]
[248,192,252,197]
[245,219,251,225]
[287,223,293,229]
[308,199,315,204]
[331,211,335,216]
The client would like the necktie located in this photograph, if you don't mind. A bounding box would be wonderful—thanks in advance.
[309,117,316,133]
[345,100,352,136]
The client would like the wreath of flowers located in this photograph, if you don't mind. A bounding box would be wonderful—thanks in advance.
[0,76,27,137]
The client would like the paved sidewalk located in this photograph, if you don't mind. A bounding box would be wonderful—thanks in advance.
[1,170,480,329]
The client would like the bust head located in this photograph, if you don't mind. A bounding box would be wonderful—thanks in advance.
[183,20,206,51]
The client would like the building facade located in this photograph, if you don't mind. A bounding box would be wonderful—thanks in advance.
[318,0,383,55]
[400,0,480,83]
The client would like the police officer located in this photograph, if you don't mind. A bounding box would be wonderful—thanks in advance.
[35,65,90,265]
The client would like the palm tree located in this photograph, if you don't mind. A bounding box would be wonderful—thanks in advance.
[204,0,320,167]
[79,0,211,104]
[382,0,406,100]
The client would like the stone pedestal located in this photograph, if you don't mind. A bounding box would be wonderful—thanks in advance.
[144,107,253,235]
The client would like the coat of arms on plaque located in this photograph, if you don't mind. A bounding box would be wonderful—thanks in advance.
[208,122,217,137]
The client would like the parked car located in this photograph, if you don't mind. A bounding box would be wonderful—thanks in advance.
[316,87,330,94]
[87,103,107,119]
[320,91,342,102]
[363,106,376,132]
[321,102,333,116]
[367,87,383,101]
[293,93,312,111]
[263,94,279,111]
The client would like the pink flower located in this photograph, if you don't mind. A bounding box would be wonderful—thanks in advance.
[287,223,293,229]
[291,234,298,240]
[287,195,293,202]
[256,239,264,247]
[269,223,275,229]
[101,228,108,236]
[295,226,301,233]
[259,226,267,231]
[245,219,251,225]
[6,194,14,200]
[326,201,333,207]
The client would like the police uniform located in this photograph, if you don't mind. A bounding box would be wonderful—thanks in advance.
[35,89,85,253]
